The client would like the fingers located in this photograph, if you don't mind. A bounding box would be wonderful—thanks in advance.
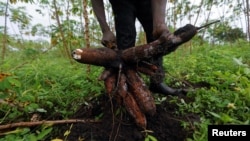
[101,40,117,49]
[101,31,117,49]
[153,24,169,38]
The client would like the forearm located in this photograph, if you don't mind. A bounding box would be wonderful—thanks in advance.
[91,0,111,33]
[151,0,167,27]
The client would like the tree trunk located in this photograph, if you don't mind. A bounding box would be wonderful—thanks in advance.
[52,0,72,63]
[1,0,9,68]
[193,0,204,26]
[246,0,250,41]
[83,0,91,73]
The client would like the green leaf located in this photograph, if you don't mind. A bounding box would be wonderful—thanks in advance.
[24,103,39,113]
[207,111,221,119]
[1,128,24,135]
[233,57,248,67]
[220,113,234,123]
[148,135,158,141]
[244,68,250,75]
[27,133,37,141]
[36,127,53,140]
[20,128,30,135]
[64,130,71,137]
[0,78,11,90]
[21,94,35,102]
[8,77,21,87]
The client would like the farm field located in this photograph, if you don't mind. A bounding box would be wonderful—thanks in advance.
[1,39,249,141]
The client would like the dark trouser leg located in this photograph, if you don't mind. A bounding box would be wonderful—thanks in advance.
[109,0,136,50]
[110,0,186,96]
[136,1,186,96]
[136,0,165,85]
[148,56,164,84]
[148,56,187,96]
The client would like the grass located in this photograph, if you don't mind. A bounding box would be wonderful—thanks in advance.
[163,40,250,140]
[0,40,249,140]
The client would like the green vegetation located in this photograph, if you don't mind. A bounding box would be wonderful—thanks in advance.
[0,39,104,140]
[164,40,250,140]
[0,38,249,140]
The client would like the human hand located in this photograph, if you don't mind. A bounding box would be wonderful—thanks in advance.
[153,24,171,43]
[101,30,117,49]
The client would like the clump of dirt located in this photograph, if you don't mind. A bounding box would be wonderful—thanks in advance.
[54,94,200,141]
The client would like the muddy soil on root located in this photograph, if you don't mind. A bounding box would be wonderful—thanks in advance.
[54,94,200,141]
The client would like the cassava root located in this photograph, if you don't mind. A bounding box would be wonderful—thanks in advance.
[72,22,219,129]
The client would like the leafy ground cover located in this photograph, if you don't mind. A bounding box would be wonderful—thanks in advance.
[0,40,249,141]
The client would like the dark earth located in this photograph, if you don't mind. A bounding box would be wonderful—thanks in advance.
[52,82,205,141]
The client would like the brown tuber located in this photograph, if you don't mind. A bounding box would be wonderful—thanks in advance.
[72,22,219,129]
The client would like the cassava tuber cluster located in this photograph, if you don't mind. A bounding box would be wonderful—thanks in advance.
[72,22,219,129]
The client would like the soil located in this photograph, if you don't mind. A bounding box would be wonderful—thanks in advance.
[53,91,201,141]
